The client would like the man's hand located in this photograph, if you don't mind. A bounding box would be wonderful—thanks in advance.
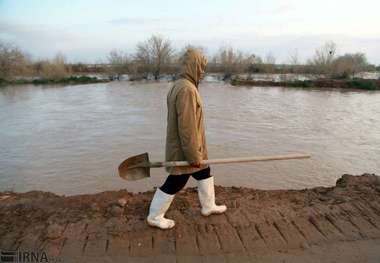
[190,161,201,168]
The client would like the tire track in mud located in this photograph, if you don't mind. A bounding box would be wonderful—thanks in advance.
[1,174,380,262]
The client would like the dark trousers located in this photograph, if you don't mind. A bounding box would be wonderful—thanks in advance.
[160,167,211,195]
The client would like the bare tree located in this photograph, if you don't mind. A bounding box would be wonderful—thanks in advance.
[288,49,299,65]
[308,41,337,74]
[107,50,129,80]
[38,53,71,79]
[0,41,30,79]
[265,52,276,65]
[247,54,263,73]
[287,49,301,73]
[260,52,276,73]
[135,41,151,77]
[135,35,174,80]
[219,47,241,75]
[212,46,255,77]
[332,53,368,78]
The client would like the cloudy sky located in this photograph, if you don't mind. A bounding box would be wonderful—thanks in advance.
[1,0,379,64]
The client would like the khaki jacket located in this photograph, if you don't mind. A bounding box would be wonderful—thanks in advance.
[165,49,208,175]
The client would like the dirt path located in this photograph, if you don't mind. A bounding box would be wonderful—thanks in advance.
[1,173,380,263]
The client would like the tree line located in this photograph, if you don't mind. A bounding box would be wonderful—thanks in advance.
[1,35,379,81]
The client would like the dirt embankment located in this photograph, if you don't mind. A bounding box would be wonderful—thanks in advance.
[1,173,380,263]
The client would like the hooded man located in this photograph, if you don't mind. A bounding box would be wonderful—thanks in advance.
[147,48,227,229]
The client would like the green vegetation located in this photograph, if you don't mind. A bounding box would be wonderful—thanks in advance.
[287,80,313,88]
[0,78,7,87]
[0,76,107,87]
[348,79,379,90]
[231,78,380,91]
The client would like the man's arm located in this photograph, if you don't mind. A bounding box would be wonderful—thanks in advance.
[176,87,202,167]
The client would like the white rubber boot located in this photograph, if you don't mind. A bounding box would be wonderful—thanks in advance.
[197,177,227,216]
[147,188,175,229]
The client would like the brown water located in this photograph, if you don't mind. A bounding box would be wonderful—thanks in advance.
[1,81,379,195]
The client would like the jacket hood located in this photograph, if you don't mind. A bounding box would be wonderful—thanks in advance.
[179,48,208,87]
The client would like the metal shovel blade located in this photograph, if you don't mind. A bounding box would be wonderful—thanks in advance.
[118,152,151,181]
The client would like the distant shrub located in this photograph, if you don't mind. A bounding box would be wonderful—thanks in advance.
[349,80,378,90]
[65,76,99,84]
[37,53,71,80]
[0,41,31,80]
[300,81,313,88]
[307,41,337,75]
[32,79,49,85]
[283,80,312,88]
[0,78,7,86]
[332,53,368,79]
[30,76,101,85]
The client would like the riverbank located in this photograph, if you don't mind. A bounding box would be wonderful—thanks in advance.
[231,78,380,90]
[1,173,380,262]
[0,76,109,87]
[2,75,380,91]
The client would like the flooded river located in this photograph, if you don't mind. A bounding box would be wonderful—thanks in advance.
[1,80,379,195]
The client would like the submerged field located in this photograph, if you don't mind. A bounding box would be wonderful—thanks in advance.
[1,80,380,194]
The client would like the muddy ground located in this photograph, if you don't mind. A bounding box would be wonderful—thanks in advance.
[1,173,380,263]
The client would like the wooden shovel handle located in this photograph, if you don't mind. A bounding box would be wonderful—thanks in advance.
[149,153,311,168]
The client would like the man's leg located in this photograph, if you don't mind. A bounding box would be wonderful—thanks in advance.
[192,167,227,216]
[160,174,191,195]
[147,174,190,229]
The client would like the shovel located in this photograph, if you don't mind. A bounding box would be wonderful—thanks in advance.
[118,152,311,181]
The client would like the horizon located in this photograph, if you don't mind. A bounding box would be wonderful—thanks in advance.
[1,0,379,64]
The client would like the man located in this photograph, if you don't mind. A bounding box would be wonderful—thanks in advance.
[147,48,227,229]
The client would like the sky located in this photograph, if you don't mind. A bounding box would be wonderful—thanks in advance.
[0,0,379,64]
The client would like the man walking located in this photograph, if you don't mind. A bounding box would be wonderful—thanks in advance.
[147,48,227,229]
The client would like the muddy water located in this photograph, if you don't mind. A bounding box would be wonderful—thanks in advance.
[1,81,379,195]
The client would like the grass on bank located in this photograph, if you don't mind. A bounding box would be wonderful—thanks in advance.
[348,79,378,90]
[0,76,108,87]
[231,78,380,91]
